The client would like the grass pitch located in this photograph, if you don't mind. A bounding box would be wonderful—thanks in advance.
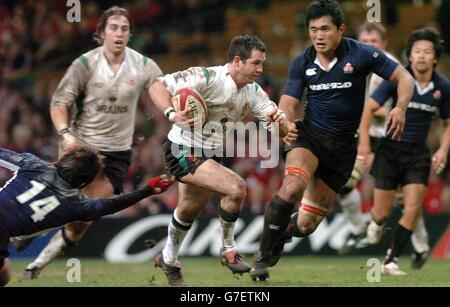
[7,256,450,287]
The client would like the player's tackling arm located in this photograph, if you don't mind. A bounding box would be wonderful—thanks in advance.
[81,175,175,220]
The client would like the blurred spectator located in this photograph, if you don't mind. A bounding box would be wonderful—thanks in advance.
[437,0,450,54]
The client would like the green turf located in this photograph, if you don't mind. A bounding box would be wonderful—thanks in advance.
[7,256,450,287]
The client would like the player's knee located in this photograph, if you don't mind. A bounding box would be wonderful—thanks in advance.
[280,176,307,204]
[297,220,318,236]
[227,177,247,204]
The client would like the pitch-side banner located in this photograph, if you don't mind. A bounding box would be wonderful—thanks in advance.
[9,211,449,261]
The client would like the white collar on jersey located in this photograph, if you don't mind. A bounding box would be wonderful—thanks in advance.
[314,55,338,72]
[415,80,435,95]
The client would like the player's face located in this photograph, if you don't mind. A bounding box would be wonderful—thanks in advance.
[409,40,437,73]
[358,30,386,50]
[239,49,265,83]
[308,16,344,55]
[102,15,130,55]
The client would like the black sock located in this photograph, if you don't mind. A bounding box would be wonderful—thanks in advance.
[259,195,295,258]
[385,224,412,264]
[219,206,239,223]
[284,211,309,238]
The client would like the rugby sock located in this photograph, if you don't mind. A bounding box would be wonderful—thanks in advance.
[162,209,192,266]
[259,196,295,258]
[384,224,412,264]
[411,214,430,253]
[283,211,309,238]
[219,207,240,251]
[340,188,366,235]
[26,228,76,270]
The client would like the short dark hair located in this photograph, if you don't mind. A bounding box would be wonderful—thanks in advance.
[54,146,102,189]
[94,6,132,45]
[358,22,386,41]
[227,34,266,62]
[305,0,344,28]
[406,27,444,63]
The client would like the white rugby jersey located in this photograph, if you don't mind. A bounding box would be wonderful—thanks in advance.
[367,51,399,138]
[51,46,162,151]
[159,64,279,149]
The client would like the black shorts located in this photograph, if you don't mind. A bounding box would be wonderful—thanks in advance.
[0,212,9,267]
[163,140,221,181]
[99,150,132,194]
[285,121,357,193]
[370,138,431,190]
[370,136,383,153]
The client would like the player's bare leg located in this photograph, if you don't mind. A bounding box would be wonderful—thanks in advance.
[22,174,113,279]
[251,148,319,281]
[367,189,395,245]
[156,183,213,286]
[156,159,249,285]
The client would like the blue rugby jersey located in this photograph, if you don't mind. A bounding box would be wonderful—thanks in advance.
[284,38,399,137]
[371,67,450,144]
[0,148,153,237]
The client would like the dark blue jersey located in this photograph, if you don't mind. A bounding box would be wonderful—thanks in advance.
[371,67,450,144]
[284,38,398,137]
[0,148,153,237]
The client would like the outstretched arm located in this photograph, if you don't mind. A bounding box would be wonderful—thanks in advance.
[83,175,175,220]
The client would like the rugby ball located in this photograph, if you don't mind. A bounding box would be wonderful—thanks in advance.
[172,88,207,125]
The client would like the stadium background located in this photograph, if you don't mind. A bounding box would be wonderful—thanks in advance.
[0,0,449,280]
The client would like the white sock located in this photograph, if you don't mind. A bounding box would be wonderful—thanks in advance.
[26,229,69,270]
[162,209,191,266]
[411,213,430,253]
[340,188,366,235]
[219,216,237,252]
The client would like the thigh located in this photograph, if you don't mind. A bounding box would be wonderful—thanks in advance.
[284,147,319,178]
[373,188,396,211]
[303,177,337,211]
[181,159,244,197]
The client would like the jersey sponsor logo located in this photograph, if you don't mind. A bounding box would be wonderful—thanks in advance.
[95,105,129,114]
[407,101,438,113]
[433,90,442,100]
[306,68,317,76]
[309,82,352,91]
[343,63,354,74]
